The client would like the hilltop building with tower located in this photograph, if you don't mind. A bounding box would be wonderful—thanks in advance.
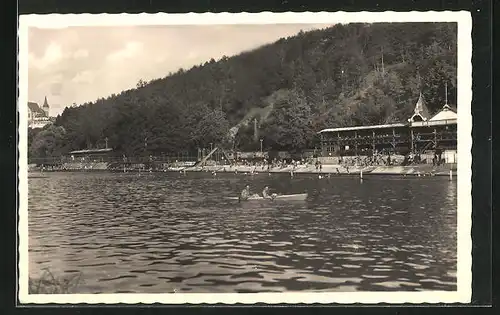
[27,96,54,129]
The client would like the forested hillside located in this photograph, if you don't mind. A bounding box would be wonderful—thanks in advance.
[29,22,457,159]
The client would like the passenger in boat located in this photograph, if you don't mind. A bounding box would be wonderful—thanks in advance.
[239,185,251,202]
[262,186,272,199]
[262,186,278,200]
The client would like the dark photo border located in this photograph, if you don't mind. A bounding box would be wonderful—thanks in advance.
[2,0,493,314]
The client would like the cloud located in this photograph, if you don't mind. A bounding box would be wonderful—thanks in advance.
[29,42,63,69]
[35,73,64,90]
[186,51,198,60]
[50,82,63,96]
[28,24,333,116]
[73,49,89,59]
[106,41,144,62]
[72,70,95,84]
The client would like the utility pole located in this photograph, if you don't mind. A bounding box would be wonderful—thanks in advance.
[105,137,108,149]
[253,118,258,143]
[381,46,385,75]
[445,82,448,105]
[341,69,345,94]
[260,139,263,153]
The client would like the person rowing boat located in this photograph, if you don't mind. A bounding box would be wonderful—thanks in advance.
[262,186,278,200]
[239,185,251,202]
[262,186,276,200]
[239,185,260,202]
[262,186,270,199]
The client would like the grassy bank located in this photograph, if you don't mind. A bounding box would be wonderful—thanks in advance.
[29,269,83,294]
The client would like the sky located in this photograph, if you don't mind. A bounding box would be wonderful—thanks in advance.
[28,24,332,116]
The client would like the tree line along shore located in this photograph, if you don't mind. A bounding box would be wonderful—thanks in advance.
[28,23,457,165]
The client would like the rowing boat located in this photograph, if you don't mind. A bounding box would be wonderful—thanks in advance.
[227,193,308,201]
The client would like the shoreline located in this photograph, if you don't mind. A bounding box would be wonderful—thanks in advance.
[30,164,457,177]
[183,164,456,177]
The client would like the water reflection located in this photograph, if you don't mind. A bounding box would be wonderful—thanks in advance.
[28,172,457,293]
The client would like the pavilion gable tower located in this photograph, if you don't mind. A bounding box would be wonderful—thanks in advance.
[408,92,431,123]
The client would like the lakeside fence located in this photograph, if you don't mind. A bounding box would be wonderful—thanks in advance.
[28,154,199,166]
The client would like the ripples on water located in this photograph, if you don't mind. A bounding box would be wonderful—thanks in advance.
[28,172,457,293]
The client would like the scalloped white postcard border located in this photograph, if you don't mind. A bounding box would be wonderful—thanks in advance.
[17,11,472,304]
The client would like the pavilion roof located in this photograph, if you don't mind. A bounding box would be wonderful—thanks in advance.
[429,104,457,121]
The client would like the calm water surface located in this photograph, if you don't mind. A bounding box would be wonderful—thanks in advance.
[28,172,457,293]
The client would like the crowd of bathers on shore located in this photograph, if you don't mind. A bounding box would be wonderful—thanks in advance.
[198,151,445,172]
[30,150,450,173]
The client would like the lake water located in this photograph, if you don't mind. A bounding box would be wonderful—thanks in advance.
[28,171,457,293]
